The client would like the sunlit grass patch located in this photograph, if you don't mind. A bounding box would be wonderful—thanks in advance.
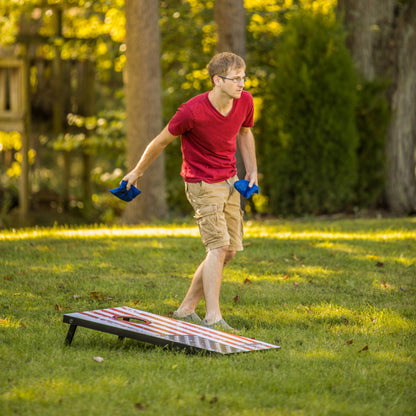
[245,219,415,241]
[3,376,130,403]
[0,315,25,329]
[297,303,415,335]
[0,224,200,241]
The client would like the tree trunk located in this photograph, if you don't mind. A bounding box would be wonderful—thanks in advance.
[122,0,167,223]
[214,0,247,207]
[337,0,416,214]
[386,3,416,214]
[51,7,70,210]
[214,0,246,58]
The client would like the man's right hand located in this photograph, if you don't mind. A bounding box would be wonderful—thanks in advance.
[122,169,142,191]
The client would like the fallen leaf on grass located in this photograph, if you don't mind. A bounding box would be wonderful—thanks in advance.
[54,304,62,312]
[134,403,148,410]
[358,345,369,353]
[4,276,13,280]
[293,282,299,287]
[345,339,354,345]
[233,295,240,303]
[89,291,105,301]
[284,274,290,279]
[342,315,349,324]
[376,262,384,267]
[200,394,219,404]
[381,280,391,288]
[243,278,252,284]
[93,356,104,362]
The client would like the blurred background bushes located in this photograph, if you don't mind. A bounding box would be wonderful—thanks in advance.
[0,0,391,225]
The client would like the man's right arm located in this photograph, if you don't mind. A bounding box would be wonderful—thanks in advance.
[122,124,178,190]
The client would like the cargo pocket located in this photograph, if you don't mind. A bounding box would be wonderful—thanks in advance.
[194,204,223,247]
[185,181,203,206]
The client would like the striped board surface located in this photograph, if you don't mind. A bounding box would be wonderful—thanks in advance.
[63,306,280,354]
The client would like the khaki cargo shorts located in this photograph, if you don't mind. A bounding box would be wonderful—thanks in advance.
[185,175,244,252]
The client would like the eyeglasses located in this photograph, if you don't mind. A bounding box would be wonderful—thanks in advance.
[217,75,249,84]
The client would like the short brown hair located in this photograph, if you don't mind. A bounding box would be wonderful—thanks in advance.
[208,52,246,85]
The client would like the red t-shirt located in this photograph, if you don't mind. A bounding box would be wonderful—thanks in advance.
[168,91,254,183]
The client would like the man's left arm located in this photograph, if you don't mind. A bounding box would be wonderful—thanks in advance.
[238,126,258,187]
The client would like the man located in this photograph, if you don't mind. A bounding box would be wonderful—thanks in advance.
[122,52,257,332]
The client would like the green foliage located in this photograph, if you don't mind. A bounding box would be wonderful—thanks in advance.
[0,132,22,181]
[50,110,126,161]
[0,0,390,221]
[354,80,391,208]
[0,131,36,182]
[259,9,358,215]
[0,1,125,81]
[49,110,128,223]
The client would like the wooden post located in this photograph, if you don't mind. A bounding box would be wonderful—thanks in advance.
[20,46,30,221]
[78,59,96,212]
[0,53,29,221]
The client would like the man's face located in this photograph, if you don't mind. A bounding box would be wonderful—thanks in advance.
[217,67,247,99]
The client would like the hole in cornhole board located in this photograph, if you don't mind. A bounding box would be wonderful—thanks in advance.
[114,316,151,325]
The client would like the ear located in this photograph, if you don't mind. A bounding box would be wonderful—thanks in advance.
[213,75,222,87]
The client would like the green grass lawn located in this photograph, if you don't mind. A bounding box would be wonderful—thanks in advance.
[1,217,415,416]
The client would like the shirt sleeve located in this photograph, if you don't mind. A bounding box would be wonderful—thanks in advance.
[168,103,194,136]
[242,92,254,128]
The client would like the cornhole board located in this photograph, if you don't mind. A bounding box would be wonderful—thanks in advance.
[63,306,280,355]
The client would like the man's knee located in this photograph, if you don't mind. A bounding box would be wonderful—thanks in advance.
[224,250,236,266]
[208,245,229,258]
[208,245,235,265]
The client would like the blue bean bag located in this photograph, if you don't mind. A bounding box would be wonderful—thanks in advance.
[234,180,259,199]
[110,180,141,202]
